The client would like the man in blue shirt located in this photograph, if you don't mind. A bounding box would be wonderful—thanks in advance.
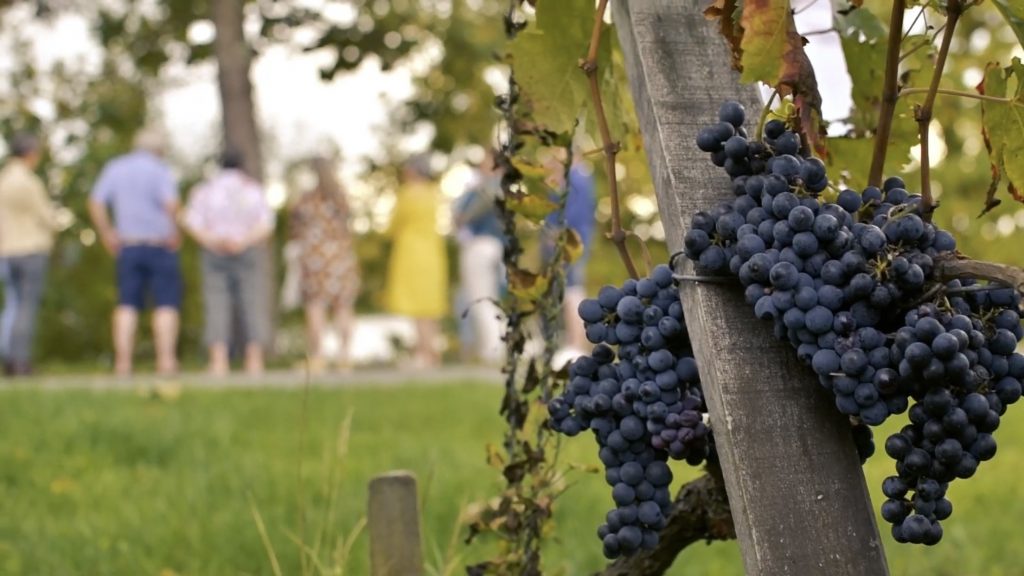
[88,130,182,376]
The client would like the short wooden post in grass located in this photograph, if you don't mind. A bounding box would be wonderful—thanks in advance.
[368,471,424,576]
[612,1,890,574]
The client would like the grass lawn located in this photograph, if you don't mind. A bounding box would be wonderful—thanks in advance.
[1,381,1023,575]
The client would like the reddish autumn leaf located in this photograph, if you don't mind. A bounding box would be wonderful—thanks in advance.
[704,0,743,70]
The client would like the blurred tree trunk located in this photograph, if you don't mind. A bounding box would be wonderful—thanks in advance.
[211,0,262,180]
[211,0,276,359]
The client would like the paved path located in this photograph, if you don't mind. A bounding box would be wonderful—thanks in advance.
[0,365,505,392]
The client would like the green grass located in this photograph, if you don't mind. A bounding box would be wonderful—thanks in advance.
[1,382,1023,575]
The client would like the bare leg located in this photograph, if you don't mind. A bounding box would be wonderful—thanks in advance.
[208,343,230,376]
[332,301,355,371]
[113,305,138,376]
[152,306,179,376]
[244,342,264,376]
[563,286,587,351]
[414,318,441,368]
[304,301,327,375]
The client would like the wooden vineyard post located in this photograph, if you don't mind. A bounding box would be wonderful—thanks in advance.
[612,1,891,574]
[368,471,424,576]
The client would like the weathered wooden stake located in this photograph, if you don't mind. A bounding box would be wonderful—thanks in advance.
[368,471,424,576]
[613,1,890,574]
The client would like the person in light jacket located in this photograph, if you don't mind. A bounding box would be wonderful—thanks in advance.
[0,132,60,376]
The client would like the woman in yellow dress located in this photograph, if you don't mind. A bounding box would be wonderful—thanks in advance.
[385,155,448,368]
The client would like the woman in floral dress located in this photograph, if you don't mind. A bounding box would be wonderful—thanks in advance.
[289,157,360,373]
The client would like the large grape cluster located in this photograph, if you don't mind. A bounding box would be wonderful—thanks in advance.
[879,298,1023,543]
[547,264,711,558]
[683,100,1024,544]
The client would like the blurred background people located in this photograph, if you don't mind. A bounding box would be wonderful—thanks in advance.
[88,129,182,376]
[289,156,360,374]
[385,154,448,368]
[183,150,275,377]
[452,149,505,365]
[544,151,596,356]
[0,132,60,376]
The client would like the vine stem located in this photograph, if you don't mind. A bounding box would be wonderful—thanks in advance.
[915,0,962,222]
[868,0,906,187]
[900,87,1024,107]
[755,89,779,143]
[581,0,640,279]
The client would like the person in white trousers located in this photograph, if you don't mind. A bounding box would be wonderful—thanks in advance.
[453,152,506,364]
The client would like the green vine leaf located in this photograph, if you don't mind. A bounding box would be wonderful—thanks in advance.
[825,100,918,190]
[563,228,584,264]
[508,268,551,305]
[837,8,886,132]
[830,6,918,184]
[990,1,1024,49]
[738,0,792,86]
[978,58,1024,207]
[507,194,559,222]
[508,0,604,132]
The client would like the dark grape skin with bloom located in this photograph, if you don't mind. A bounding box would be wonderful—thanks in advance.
[684,100,1024,545]
[549,264,711,559]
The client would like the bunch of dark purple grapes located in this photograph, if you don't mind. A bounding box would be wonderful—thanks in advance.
[879,300,1023,544]
[683,100,1024,545]
[547,264,711,558]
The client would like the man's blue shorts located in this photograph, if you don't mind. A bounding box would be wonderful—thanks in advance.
[116,245,183,310]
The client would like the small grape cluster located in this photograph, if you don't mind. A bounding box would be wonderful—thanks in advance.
[683,100,1024,544]
[697,101,828,193]
[547,264,711,558]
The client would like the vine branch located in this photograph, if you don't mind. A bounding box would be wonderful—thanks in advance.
[580,0,640,279]
[868,0,906,187]
[914,0,962,222]
[935,254,1024,293]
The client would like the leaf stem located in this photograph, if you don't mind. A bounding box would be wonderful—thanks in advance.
[900,86,1024,107]
[914,0,962,222]
[581,0,639,279]
[868,0,906,188]
[901,3,930,44]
